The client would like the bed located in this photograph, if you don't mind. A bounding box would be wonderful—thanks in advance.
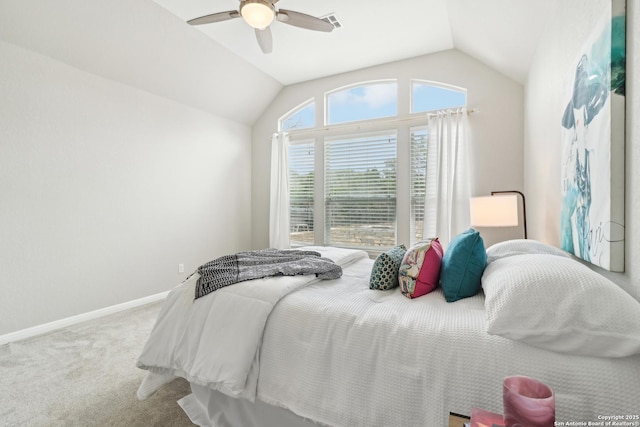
[137,238,640,426]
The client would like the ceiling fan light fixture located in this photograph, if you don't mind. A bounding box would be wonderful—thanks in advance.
[240,0,275,29]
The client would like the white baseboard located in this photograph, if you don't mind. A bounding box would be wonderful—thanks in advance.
[0,291,169,346]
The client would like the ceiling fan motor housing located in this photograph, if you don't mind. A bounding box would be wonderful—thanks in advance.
[240,0,276,29]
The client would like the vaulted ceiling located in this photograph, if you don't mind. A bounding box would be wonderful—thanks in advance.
[0,0,281,125]
[154,0,558,85]
[0,0,557,125]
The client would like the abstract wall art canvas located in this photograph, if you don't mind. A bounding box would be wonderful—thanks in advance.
[560,0,626,272]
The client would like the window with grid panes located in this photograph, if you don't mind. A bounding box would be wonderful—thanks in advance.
[280,80,466,252]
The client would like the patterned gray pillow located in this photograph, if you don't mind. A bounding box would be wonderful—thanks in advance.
[369,245,407,290]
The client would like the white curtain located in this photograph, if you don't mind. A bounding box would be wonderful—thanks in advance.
[269,132,290,249]
[422,109,471,248]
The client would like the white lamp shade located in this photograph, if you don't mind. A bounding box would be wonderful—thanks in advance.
[470,195,519,227]
[241,1,275,29]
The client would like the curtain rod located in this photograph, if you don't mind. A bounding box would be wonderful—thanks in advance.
[281,108,477,138]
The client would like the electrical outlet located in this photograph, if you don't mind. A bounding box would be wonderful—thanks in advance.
[178,263,184,273]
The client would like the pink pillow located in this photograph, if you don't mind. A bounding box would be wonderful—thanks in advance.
[398,238,443,298]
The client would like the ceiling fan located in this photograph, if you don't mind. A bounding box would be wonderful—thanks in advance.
[187,0,334,54]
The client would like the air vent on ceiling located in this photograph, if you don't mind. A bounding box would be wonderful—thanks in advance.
[320,13,342,29]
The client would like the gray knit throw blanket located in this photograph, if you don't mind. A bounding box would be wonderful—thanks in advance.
[195,249,342,299]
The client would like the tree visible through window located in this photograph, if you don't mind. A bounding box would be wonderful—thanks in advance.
[410,127,428,245]
[280,99,315,131]
[325,133,397,248]
[289,142,315,245]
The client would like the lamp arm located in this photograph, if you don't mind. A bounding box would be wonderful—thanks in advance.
[491,190,527,239]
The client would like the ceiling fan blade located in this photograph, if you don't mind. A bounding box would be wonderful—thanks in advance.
[187,10,240,26]
[255,27,273,54]
[276,9,334,32]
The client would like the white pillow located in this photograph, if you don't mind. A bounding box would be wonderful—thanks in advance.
[482,254,640,357]
[485,239,569,264]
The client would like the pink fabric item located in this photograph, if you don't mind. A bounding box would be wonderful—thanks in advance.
[414,238,443,297]
[398,238,443,298]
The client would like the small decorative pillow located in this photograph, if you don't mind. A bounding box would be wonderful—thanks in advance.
[486,239,570,264]
[399,238,443,299]
[440,228,487,302]
[483,254,640,357]
[369,245,407,290]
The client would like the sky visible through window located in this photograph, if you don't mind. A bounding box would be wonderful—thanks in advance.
[327,81,398,125]
[286,80,466,175]
[411,82,466,113]
[281,101,315,131]
[281,81,466,131]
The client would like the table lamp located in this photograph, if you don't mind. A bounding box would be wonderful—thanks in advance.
[470,191,527,239]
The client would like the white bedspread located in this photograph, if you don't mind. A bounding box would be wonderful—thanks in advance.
[139,247,640,426]
[255,257,640,426]
[136,246,368,402]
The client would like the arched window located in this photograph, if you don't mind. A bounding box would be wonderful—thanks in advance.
[279,99,315,131]
[411,80,466,114]
[326,80,398,125]
[282,79,468,251]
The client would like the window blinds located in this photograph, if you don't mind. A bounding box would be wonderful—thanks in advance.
[410,127,428,245]
[324,133,397,249]
[288,142,315,244]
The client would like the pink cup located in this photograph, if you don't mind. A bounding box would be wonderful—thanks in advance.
[503,375,555,427]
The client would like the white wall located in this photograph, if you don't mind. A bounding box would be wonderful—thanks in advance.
[0,41,252,335]
[0,0,282,126]
[525,0,639,298]
[251,49,525,249]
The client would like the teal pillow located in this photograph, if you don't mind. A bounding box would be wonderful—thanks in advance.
[369,245,407,290]
[440,229,487,302]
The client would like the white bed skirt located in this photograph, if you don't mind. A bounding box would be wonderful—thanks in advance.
[179,384,324,427]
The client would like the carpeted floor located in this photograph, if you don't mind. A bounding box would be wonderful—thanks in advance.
[0,301,195,427]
